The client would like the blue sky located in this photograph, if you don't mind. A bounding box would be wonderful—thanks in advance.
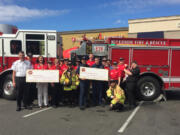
[0,0,180,31]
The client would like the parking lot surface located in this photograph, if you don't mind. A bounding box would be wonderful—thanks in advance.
[0,91,180,135]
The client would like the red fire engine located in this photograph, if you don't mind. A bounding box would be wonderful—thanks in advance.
[0,28,62,100]
[71,37,180,101]
[108,37,180,101]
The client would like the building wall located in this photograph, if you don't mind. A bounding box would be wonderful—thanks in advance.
[128,33,137,38]
[60,30,128,50]
[164,31,180,39]
[129,16,180,33]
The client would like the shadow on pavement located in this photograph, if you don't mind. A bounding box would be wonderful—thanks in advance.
[165,91,180,100]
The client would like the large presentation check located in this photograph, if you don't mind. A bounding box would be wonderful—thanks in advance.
[26,70,59,83]
[79,67,109,81]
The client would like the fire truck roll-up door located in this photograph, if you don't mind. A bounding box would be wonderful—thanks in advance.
[170,48,180,88]
[132,47,170,87]
[109,47,131,65]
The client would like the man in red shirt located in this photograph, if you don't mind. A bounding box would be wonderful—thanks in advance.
[110,62,121,86]
[101,57,109,102]
[118,58,127,87]
[47,61,53,69]
[50,59,62,108]
[60,58,64,67]
[74,59,80,70]
[61,58,68,71]
[86,53,95,67]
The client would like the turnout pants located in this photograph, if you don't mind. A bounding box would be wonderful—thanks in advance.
[15,77,27,108]
[36,83,48,107]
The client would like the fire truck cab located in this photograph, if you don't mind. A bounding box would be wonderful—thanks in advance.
[0,30,62,100]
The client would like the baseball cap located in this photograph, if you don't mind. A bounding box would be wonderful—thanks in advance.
[67,61,72,65]
[47,61,52,64]
[76,59,80,62]
[60,58,64,61]
[119,57,124,61]
[112,61,118,65]
[81,56,86,60]
[64,58,69,61]
[102,57,107,61]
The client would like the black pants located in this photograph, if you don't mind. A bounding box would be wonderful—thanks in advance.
[102,81,109,100]
[126,82,136,106]
[112,103,124,110]
[15,77,27,108]
[120,81,128,103]
[120,81,126,90]
[63,90,76,105]
[92,81,102,105]
[79,81,88,107]
[27,83,36,105]
[51,83,61,106]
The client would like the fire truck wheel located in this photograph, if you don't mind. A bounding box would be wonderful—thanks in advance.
[137,76,161,101]
[2,74,16,100]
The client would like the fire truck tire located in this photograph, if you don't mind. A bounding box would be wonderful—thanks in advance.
[2,74,16,100]
[137,76,161,101]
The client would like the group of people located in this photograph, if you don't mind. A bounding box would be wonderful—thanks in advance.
[12,51,140,112]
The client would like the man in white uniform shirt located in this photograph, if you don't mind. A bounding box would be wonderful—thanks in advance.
[12,51,32,111]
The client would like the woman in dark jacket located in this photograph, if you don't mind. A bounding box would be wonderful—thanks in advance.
[124,61,140,109]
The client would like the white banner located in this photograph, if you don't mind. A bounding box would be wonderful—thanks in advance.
[26,70,59,83]
[79,67,109,81]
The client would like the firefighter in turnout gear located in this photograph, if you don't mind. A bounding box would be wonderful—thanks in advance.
[60,61,79,106]
[106,80,125,111]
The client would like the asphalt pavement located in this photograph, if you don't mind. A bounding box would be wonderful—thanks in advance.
[0,91,180,135]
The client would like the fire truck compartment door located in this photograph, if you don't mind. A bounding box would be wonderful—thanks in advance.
[170,49,180,88]
[133,48,170,79]
[111,48,130,65]
[133,48,169,67]
[47,33,57,58]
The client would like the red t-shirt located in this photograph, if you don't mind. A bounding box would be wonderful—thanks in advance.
[74,66,78,70]
[34,64,48,70]
[104,66,110,79]
[86,60,95,67]
[118,64,125,79]
[110,69,120,80]
[61,64,68,71]
[104,66,110,71]
[47,65,52,70]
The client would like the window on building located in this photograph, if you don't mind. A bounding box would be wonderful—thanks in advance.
[26,34,45,55]
[10,40,22,54]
